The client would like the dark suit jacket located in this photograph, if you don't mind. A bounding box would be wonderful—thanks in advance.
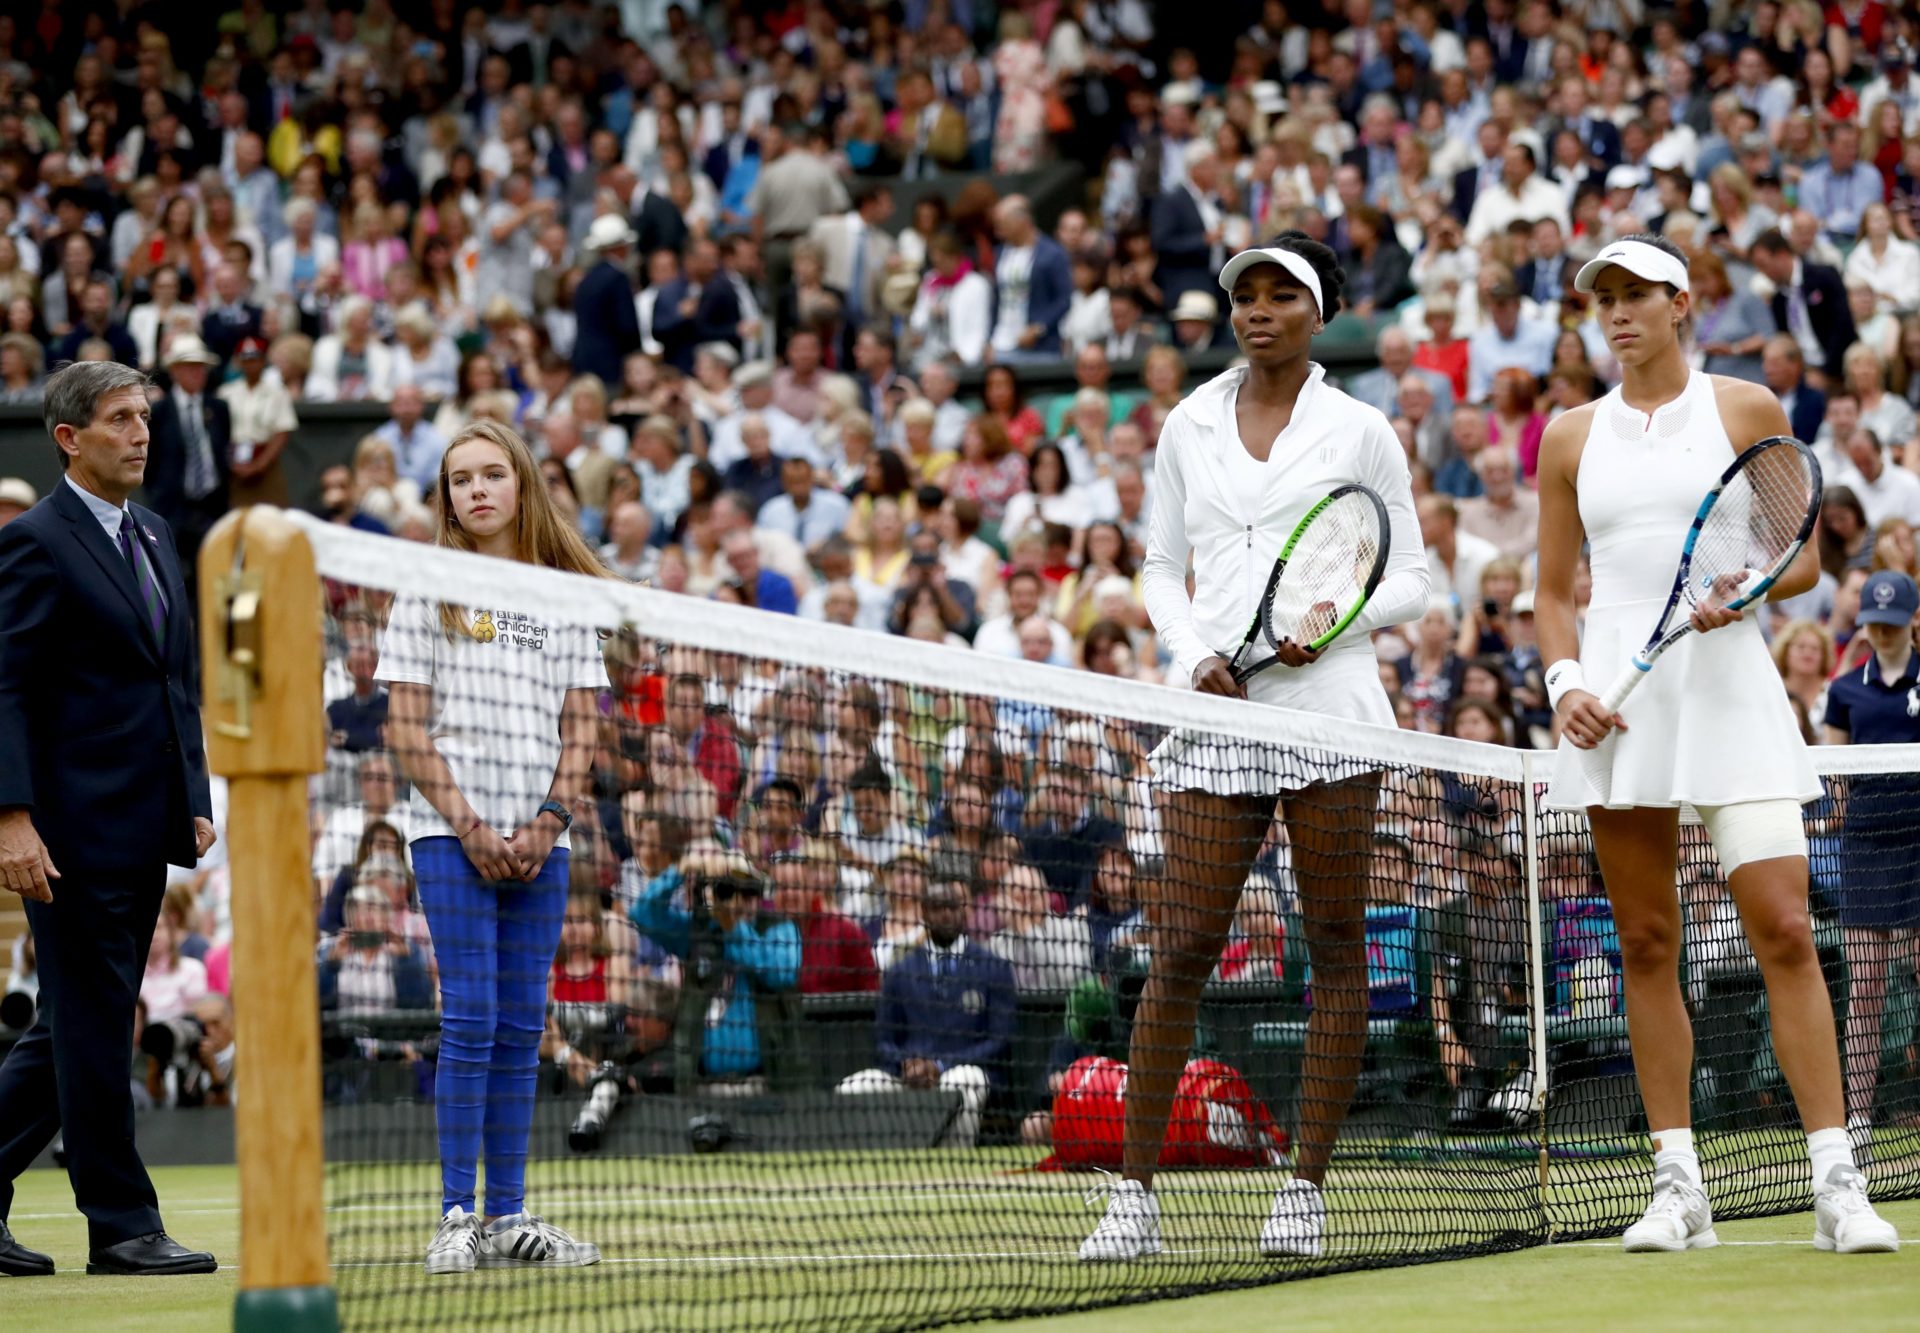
[1770,262,1859,380]
[1149,186,1215,304]
[632,188,690,259]
[52,321,138,368]
[0,482,212,872]
[1785,380,1827,443]
[874,940,1016,1082]
[992,235,1073,356]
[200,302,265,365]
[1562,116,1622,169]
[143,388,233,540]
[651,276,742,373]
[1451,164,1485,224]
[571,258,641,386]
[1351,239,1415,310]
[1515,255,1570,306]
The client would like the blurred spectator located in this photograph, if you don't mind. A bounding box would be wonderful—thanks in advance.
[318,886,435,1017]
[143,335,230,589]
[769,850,878,996]
[221,337,299,506]
[989,195,1073,362]
[1752,228,1858,388]
[759,454,850,550]
[141,912,209,1026]
[810,184,894,338]
[992,862,1093,993]
[601,501,658,584]
[1458,445,1540,560]
[306,295,393,403]
[0,476,34,526]
[1467,279,1556,404]
[373,383,446,497]
[835,879,1014,1148]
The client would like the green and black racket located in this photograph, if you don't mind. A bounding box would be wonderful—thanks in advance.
[1227,484,1391,685]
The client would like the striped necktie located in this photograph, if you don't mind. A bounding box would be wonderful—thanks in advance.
[117,515,167,649]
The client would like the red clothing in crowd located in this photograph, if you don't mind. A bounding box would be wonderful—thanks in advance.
[796,902,880,994]
[1415,336,1470,406]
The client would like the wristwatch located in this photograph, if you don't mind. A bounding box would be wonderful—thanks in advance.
[536,799,574,831]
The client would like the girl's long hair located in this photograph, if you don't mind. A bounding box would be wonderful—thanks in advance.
[434,419,610,638]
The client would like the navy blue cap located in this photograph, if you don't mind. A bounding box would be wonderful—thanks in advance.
[1857,571,1919,626]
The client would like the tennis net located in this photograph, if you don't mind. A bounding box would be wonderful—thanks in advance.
[288,514,1920,1331]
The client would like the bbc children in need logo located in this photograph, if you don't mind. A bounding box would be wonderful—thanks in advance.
[470,610,549,649]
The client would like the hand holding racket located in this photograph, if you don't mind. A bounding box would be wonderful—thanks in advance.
[1225,484,1390,686]
[1576,436,1820,785]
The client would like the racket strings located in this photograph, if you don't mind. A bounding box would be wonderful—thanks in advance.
[1265,496,1382,643]
[1684,447,1817,613]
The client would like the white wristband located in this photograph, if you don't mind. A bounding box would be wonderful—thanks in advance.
[1544,659,1586,712]
[554,1044,572,1066]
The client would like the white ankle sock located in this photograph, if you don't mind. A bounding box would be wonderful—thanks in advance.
[1651,1127,1701,1188]
[1808,1127,1856,1189]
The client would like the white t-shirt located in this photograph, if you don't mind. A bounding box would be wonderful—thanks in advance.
[375,593,606,846]
[1833,461,1920,529]
[991,245,1035,353]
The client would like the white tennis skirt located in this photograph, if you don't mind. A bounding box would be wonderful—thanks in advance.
[1149,646,1395,796]
[1543,599,1823,812]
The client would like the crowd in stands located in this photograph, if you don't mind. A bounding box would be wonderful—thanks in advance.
[6,0,1920,1130]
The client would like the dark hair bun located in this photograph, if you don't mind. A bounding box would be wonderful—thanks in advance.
[1268,230,1348,317]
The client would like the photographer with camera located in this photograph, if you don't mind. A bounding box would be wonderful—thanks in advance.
[885,526,977,640]
[138,993,236,1109]
[628,845,799,1086]
[318,885,436,1017]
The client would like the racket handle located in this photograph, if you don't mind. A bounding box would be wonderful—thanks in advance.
[1596,657,1651,716]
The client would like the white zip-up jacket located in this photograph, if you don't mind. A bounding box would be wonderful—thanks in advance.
[1142,363,1431,722]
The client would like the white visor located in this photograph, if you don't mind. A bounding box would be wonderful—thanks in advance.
[1573,239,1691,295]
[1218,246,1325,317]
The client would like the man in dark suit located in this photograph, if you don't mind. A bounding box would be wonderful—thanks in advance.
[140,335,230,609]
[1753,229,1858,389]
[198,261,264,369]
[570,214,641,387]
[838,880,1015,1148]
[1150,151,1224,308]
[652,237,742,374]
[1555,76,1622,171]
[1764,335,1828,442]
[1513,217,1570,308]
[1450,119,1509,225]
[989,195,1073,360]
[628,171,690,260]
[0,361,218,1277]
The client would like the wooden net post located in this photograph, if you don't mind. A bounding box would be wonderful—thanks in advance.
[199,508,336,1333]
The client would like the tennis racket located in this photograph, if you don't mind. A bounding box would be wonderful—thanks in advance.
[1227,484,1390,686]
[1579,435,1821,782]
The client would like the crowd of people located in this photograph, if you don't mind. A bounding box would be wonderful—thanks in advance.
[2,1,1920,1141]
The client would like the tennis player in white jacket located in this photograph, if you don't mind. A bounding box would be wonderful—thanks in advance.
[1081,234,1429,1263]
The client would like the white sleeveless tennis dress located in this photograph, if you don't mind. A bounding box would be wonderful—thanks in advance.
[1543,370,1822,812]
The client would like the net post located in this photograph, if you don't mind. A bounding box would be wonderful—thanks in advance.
[199,507,336,1333]
[1520,754,1552,1221]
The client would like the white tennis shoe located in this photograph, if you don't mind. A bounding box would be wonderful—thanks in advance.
[1621,1168,1718,1252]
[1078,1176,1163,1262]
[1813,1165,1900,1253]
[1259,1178,1326,1258]
[480,1213,603,1268]
[424,1207,480,1275]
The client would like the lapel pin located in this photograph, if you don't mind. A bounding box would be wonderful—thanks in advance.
[142,524,158,543]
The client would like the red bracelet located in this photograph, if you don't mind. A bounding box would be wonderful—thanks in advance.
[459,817,483,839]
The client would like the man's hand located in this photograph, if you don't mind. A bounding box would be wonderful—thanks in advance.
[194,818,217,859]
[901,1057,941,1089]
[0,809,58,903]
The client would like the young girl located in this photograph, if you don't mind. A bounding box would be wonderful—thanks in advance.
[1537,235,1899,1254]
[378,420,611,1275]
[1081,235,1429,1263]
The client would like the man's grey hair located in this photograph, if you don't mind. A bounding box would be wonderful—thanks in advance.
[44,359,148,466]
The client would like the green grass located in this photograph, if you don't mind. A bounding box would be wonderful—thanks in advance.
[6,1161,1917,1332]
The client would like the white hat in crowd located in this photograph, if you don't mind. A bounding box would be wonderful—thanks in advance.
[584,213,638,252]
[164,333,220,367]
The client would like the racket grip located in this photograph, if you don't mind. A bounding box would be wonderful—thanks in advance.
[1597,658,1651,715]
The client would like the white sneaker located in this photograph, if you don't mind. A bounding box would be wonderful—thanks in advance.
[1259,1178,1325,1259]
[480,1213,603,1268]
[1621,1168,1718,1252]
[425,1207,480,1275]
[1813,1165,1900,1254]
[1078,1176,1162,1262]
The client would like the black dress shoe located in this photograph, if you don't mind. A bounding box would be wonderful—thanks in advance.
[0,1220,54,1276]
[86,1232,217,1276]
